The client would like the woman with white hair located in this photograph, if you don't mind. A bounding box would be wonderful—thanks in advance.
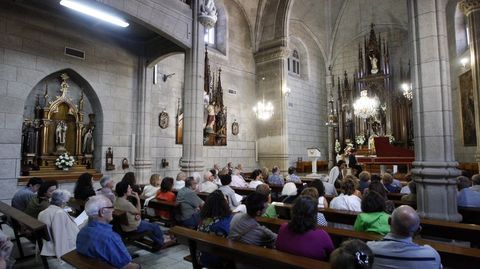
[38,189,79,262]
[278,182,299,204]
[230,168,248,188]
[199,171,218,193]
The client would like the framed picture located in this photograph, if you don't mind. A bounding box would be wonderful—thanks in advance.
[232,120,239,136]
[159,111,169,129]
[459,70,477,146]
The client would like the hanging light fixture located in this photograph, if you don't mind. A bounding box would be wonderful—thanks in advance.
[401,83,413,101]
[253,99,274,120]
[353,90,379,119]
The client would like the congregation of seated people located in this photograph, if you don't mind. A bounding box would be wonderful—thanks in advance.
[7,161,480,269]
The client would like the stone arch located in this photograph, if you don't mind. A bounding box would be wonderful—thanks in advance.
[24,68,104,170]
[255,0,294,51]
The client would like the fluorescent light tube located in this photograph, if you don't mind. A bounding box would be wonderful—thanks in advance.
[60,0,129,28]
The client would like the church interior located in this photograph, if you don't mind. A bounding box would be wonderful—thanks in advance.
[0,0,480,268]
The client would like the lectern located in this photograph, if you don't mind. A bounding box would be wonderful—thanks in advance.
[307,148,321,177]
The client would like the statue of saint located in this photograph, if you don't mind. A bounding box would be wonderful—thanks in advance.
[200,0,217,18]
[205,103,216,134]
[55,121,67,145]
[369,54,379,74]
[82,128,94,154]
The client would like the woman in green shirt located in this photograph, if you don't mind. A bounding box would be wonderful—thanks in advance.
[354,190,390,235]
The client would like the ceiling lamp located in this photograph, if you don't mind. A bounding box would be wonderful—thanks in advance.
[253,100,274,120]
[60,0,129,28]
[353,90,379,119]
[401,83,413,101]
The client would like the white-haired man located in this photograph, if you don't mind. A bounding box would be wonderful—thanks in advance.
[76,195,140,269]
[367,205,442,269]
[97,176,116,203]
[199,171,218,193]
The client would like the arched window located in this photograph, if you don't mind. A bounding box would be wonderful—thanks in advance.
[204,27,215,45]
[288,49,300,75]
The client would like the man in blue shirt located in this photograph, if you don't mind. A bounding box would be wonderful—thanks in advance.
[267,166,284,186]
[367,205,442,269]
[457,174,480,207]
[11,177,43,211]
[76,195,140,269]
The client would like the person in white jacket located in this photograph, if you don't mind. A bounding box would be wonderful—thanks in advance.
[38,189,79,262]
[330,178,362,212]
[199,171,219,193]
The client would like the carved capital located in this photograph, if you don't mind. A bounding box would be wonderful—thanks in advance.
[459,0,480,16]
[254,46,289,64]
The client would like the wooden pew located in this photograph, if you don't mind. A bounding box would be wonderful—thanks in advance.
[146,199,179,226]
[256,217,480,269]
[458,206,480,225]
[62,250,116,269]
[170,226,330,269]
[277,205,480,246]
[0,201,50,268]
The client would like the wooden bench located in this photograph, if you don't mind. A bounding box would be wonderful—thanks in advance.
[170,225,330,269]
[274,204,480,246]
[0,201,50,268]
[62,249,116,269]
[296,160,328,173]
[257,217,480,268]
[458,206,480,225]
[146,199,179,226]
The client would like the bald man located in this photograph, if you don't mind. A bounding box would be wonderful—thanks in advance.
[367,205,442,269]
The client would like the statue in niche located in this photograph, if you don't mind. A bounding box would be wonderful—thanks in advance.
[55,121,67,145]
[369,53,379,74]
[205,102,216,134]
[215,106,227,137]
[22,121,36,154]
[82,128,94,154]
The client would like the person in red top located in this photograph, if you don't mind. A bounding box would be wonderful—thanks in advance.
[155,177,176,219]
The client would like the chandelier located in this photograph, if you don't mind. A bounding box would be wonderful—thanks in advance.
[253,100,274,120]
[401,83,413,101]
[353,90,379,119]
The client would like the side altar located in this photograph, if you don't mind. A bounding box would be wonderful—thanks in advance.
[19,73,101,184]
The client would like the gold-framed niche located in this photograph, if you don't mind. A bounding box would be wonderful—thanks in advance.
[21,73,96,175]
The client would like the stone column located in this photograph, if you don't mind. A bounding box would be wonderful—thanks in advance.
[254,46,289,172]
[408,0,462,221]
[326,68,336,169]
[180,0,205,174]
[460,0,480,170]
[134,56,152,184]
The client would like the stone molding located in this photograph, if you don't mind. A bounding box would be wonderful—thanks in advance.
[459,0,480,15]
[254,46,289,64]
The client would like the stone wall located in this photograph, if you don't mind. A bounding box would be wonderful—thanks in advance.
[0,5,139,200]
[286,22,328,167]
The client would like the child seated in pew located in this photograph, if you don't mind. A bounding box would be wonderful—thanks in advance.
[275,196,334,261]
[197,190,234,268]
[218,175,243,211]
[354,191,390,236]
[155,177,176,220]
[330,239,374,269]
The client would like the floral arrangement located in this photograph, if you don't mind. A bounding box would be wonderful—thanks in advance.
[355,135,366,146]
[386,134,395,144]
[56,153,75,170]
[335,139,341,154]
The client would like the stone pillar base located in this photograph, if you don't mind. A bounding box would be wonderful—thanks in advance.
[134,159,152,184]
[412,161,462,222]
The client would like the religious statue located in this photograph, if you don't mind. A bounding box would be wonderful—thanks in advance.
[369,54,379,74]
[82,128,94,154]
[215,107,227,137]
[55,121,67,145]
[205,103,216,134]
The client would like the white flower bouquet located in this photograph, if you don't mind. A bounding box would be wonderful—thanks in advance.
[355,135,366,146]
[56,153,75,170]
[335,139,341,154]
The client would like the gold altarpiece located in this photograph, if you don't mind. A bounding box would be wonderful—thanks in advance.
[20,73,101,182]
